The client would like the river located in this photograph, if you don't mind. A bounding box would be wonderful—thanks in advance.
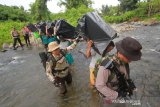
[0,24,160,107]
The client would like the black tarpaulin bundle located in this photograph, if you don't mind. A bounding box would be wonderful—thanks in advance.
[55,20,76,39]
[77,12,117,42]
[38,22,46,34]
[27,24,38,32]
[47,21,57,35]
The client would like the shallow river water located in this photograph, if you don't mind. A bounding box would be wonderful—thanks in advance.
[0,24,160,107]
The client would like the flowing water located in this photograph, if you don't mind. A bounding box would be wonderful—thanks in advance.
[0,24,160,107]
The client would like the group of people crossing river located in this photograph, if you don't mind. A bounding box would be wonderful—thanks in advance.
[10,12,142,107]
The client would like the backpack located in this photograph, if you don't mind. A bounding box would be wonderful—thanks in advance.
[94,55,116,82]
[39,49,74,69]
[94,55,130,82]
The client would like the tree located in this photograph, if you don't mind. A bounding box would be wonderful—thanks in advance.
[58,0,92,9]
[0,4,30,21]
[101,5,110,15]
[30,0,50,21]
[118,0,139,12]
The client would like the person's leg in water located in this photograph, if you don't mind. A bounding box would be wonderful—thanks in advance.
[24,36,28,47]
[58,78,67,96]
[26,34,31,46]
[13,38,17,50]
[17,38,23,49]
[89,67,95,88]
[65,71,72,85]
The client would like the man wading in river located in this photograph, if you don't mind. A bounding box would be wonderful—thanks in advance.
[11,27,24,50]
[95,37,142,107]
[46,40,77,96]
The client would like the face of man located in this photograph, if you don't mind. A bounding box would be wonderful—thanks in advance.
[117,52,130,63]
[52,48,61,56]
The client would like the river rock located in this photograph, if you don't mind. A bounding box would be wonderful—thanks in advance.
[9,43,13,49]
[2,43,9,49]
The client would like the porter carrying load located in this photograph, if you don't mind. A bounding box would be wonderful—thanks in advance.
[77,12,117,42]
[55,19,77,39]
[77,12,117,55]
[27,24,38,32]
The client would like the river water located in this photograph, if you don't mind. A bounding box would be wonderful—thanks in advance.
[0,24,160,107]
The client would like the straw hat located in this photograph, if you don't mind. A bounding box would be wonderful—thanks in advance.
[48,42,60,52]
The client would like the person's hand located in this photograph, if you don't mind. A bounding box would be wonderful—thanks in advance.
[87,40,93,47]
[46,25,48,29]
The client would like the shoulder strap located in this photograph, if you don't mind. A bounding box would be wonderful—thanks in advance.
[60,49,67,57]
[47,52,57,68]
[125,63,130,79]
[100,58,116,82]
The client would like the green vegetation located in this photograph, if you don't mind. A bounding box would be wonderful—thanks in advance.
[51,5,93,26]
[30,0,50,21]
[0,21,26,48]
[0,4,31,21]
[0,0,160,49]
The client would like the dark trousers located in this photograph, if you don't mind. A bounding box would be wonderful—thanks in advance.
[54,72,72,94]
[24,34,30,46]
[13,38,23,48]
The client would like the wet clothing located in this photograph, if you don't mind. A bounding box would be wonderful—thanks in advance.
[95,56,129,100]
[45,42,77,94]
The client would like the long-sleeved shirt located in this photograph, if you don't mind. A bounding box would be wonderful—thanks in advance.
[95,63,129,100]
[46,41,77,81]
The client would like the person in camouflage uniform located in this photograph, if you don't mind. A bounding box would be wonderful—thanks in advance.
[95,37,142,107]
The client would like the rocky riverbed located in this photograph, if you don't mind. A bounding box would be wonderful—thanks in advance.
[0,24,160,107]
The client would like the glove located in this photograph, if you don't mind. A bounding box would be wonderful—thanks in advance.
[127,79,136,90]
[53,77,61,87]
[118,90,128,98]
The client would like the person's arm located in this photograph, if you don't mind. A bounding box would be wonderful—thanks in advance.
[95,66,118,100]
[86,40,93,58]
[45,25,50,36]
[66,41,77,52]
[46,60,55,82]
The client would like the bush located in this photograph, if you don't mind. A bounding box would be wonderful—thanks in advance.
[103,11,136,23]
[153,14,160,21]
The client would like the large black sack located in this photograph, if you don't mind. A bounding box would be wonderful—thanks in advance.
[46,22,56,35]
[27,24,38,32]
[77,12,117,42]
[39,22,46,34]
[55,20,77,39]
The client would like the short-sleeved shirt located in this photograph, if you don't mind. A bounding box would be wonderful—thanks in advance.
[11,30,19,38]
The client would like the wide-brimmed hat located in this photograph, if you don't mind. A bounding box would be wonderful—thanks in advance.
[115,37,142,61]
[48,42,60,52]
